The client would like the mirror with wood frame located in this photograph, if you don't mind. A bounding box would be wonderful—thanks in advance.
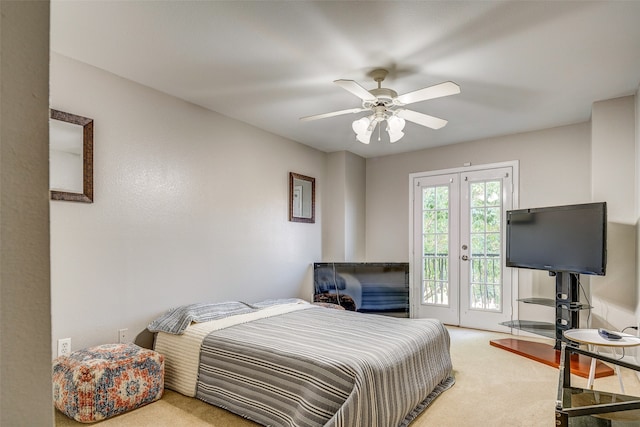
[289,172,315,223]
[50,109,93,203]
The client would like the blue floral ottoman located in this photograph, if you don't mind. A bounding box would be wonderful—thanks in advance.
[53,343,164,423]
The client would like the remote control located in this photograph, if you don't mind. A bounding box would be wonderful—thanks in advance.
[598,328,623,340]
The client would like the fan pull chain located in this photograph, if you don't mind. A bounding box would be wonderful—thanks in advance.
[378,123,381,141]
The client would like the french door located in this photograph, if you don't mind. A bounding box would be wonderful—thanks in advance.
[410,163,517,331]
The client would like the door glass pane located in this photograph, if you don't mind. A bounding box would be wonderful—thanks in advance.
[471,258,485,283]
[436,234,449,256]
[486,181,501,206]
[436,186,449,209]
[470,283,501,310]
[423,187,435,209]
[423,234,435,255]
[468,180,503,312]
[423,210,436,234]
[471,208,485,232]
[422,185,449,306]
[471,183,485,207]
[436,210,449,233]
[471,234,485,256]
[486,207,501,232]
[422,280,449,305]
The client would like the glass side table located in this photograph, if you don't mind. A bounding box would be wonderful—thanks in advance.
[556,341,640,426]
[564,329,640,393]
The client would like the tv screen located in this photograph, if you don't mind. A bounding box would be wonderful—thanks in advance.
[313,262,409,316]
[505,202,607,275]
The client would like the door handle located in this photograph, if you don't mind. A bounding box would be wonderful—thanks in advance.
[461,255,469,261]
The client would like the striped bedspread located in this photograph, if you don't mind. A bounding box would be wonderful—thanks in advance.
[153,302,312,396]
[196,307,454,427]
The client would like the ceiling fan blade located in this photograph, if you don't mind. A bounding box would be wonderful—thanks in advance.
[396,109,448,130]
[300,107,367,122]
[395,81,460,106]
[334,79,377,101]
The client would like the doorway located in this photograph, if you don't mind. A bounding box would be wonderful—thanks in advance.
[410,162,518,331]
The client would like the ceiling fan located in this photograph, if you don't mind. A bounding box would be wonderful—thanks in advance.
[300,69,460,144]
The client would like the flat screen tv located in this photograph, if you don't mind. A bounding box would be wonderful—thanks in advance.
[505,202,607,276]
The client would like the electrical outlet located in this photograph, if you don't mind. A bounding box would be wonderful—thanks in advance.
[58,338,71,357]
[118,328,128,343]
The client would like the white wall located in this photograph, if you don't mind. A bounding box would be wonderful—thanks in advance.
[365,123,594,326]
[0,2,53,425]
[323,152,347,261]
[344,152,366,261]
[322,151,366,261]
[592,96,636,223]
[590,96,637,331]
[50,53,325,352]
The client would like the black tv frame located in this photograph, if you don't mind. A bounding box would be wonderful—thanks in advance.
[313,262,409,316]
[505,202,607,276]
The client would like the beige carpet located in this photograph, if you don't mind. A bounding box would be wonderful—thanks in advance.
[55,327,640,426]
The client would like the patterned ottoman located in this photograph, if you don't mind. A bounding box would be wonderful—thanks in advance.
[53,343,164,423]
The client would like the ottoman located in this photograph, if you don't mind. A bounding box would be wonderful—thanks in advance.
[53,343,164,423]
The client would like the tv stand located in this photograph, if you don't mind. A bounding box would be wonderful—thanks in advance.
[491,272,613,378]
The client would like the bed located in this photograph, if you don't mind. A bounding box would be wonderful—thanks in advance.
[149,299,454,427]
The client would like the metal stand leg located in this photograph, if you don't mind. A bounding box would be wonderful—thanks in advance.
[616,365,625,394]
[587,344,596,389]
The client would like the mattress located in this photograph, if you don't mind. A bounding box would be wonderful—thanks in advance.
[154,301,454,426]
[153,301,311,396]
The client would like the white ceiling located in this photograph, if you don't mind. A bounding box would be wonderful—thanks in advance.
[51,1,640,158]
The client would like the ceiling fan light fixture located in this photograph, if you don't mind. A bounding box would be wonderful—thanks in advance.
[386,115,405,143]
[352,116,370,135]
[353,116,374,144]
[387,115,406,133]
[302,69,460,146]
[356,131,372,144]
[388,130,404,143]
